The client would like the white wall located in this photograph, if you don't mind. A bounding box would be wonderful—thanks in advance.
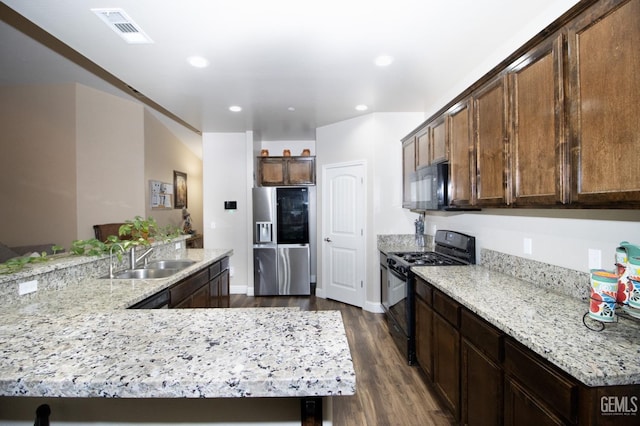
[420,210,640,274]
[428,0,581,117]
[203,132,252,292]
[316,112,427,311]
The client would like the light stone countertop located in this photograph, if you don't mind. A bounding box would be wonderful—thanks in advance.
[0,249,356,399]
[412,265,640,387]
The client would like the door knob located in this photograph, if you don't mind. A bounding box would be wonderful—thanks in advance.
[324,237,332,242]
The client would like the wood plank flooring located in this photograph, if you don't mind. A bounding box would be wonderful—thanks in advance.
[231,295,455,426]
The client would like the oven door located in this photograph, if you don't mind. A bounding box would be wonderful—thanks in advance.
[386,266,415,364]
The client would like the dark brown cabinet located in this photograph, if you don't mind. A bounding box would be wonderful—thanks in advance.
[258,156,315,186]
[430,115,448,165]
[432,290,461,420]
[209,257,230,308]
[415,279,640,426]
[415,278,433,379]
[504,377,566,426]
[504,339,578,425]
[401,0,639,210]
[186,234,203,248]
[169,257,230,309]
[460,309,504,426]
[416,128,430,169]
[567,0,640,207]
[169,268,209,308]
[474,75,509,207]
[402,137,417,208]
[448,100,475,207]
[508,35,566,207]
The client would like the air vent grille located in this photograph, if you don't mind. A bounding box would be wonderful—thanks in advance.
[91,8,153,44]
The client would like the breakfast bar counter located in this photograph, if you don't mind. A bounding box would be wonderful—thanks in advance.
[0,247,355,424]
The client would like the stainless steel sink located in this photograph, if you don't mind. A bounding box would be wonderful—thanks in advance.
[102,258,197,279]
[146,259,196,270]
[110,268,179,279]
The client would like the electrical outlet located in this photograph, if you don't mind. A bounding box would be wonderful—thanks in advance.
[229,266,235,277]
[588,249,602,270]
[523,238,533,255]
[210,222,216,229]
[175,242,182,250]
[18,280,38,295]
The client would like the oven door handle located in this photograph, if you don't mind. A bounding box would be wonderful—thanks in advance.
[389,266,407,280]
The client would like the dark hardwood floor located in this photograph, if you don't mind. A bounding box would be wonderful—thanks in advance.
[231,295,455,426]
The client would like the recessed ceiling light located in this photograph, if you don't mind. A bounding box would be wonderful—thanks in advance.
[374,55,394,67]
[229,106,242,112]
[288,107,296,111]
[355,104,368,111]
[187,56,209,68]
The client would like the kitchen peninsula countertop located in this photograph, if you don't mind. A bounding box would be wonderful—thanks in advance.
[413,265,640,387]
[0,249,356,399]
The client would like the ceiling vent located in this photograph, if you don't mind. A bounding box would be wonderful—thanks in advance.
[91,8,153,44]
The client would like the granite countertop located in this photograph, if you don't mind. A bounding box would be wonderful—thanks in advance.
[0,249,356,399]
[412,265,640,387]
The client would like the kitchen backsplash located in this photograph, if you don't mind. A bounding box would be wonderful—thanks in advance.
[480,249,590,301]
[378,234,590,301]
[377,234,434,253]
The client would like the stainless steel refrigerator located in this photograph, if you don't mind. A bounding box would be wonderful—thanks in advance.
[253,187,311,295]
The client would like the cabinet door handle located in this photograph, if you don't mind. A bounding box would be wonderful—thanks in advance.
[324,237,332,242]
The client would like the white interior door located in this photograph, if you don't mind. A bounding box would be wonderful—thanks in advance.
[322,161,365,307]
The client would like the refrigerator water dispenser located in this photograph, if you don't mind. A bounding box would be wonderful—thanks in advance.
[256,222,273,243]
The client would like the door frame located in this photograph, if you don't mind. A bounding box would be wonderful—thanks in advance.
[318,160,367,308]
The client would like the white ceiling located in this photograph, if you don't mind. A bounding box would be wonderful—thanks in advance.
[1,0,579,156]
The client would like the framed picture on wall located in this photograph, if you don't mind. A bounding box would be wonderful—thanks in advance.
[173,170,187,209]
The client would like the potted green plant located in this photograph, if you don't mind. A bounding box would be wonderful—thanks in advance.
[119,216,158,242]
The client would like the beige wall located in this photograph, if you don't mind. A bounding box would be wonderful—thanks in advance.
[0,83,202,249]
[75,84,145,241]
[144,110,203,233]
[0,84,78,248]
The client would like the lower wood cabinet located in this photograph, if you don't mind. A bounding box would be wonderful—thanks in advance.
[462,339,503,426]
[413,277,640,426]
[170,269,209,308]
[169,257,230,309]
[504,376,566,426]
[415,279,433,379]
[461,309,504,426]
[433,312,460,419]
[209,257,230,308]
[432,289,462,419]
[503,339,578,425]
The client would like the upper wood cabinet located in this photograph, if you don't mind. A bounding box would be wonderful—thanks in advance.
[430,115,448,164]
[402,136,417,208]
[401,0,640,210]
[416,129,430,169]
[474,75,509,207]
[258,156,315,186]
[448,100,475,207]
[508,35,567,207]
[566,0,640,207]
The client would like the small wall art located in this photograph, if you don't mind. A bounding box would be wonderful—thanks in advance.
[173,170,187,209]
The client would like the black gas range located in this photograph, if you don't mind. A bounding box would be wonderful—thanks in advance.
[382,230,476,365]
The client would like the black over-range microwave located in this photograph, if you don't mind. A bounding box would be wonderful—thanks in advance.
[405,162,449,211]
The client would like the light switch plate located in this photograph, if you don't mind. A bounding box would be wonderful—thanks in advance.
[523,238,533,255]
[588,249,602,270]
